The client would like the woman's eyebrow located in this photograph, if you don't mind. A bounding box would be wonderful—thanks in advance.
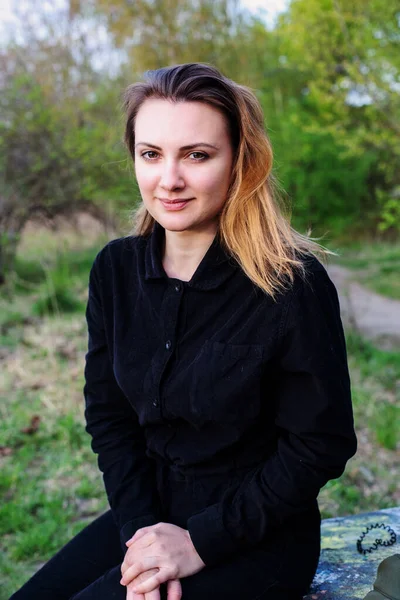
[135,142,220,151]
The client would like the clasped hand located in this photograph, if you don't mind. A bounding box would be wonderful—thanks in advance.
[120,522,206,599]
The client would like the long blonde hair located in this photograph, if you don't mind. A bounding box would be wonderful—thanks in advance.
[123,63,329,298]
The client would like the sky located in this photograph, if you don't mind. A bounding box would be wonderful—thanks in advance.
[241,0,289,23]
[0,0,290,30]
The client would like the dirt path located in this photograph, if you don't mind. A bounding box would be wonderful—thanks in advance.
[327,265,400,349]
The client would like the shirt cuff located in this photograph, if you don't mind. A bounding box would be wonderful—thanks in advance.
[186,504,238,567]
[120,513,161,551]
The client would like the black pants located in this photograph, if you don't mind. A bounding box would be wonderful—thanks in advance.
[10,464,320,599]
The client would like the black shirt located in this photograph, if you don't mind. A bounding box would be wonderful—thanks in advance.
[83,221,357,567]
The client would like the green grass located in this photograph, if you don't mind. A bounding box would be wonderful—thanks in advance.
[14,258,47,291]
[0,226,113,598]
[0,387,106,598]
[374,403,399,450]
[346,332,400,391]
[318,331,399,518]
[345,332,400,451]
[360,270,400,299]
[333,242,400,299]
[1,245,99,326]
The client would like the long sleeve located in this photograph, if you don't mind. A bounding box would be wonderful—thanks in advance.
[84,255,162,550]
[186,263,357,567]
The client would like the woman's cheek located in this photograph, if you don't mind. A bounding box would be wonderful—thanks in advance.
[136,171,158,197]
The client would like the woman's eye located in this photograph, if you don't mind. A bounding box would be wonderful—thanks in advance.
[189,152,208,161]
[141,151,159,160]
[140,150,208,161]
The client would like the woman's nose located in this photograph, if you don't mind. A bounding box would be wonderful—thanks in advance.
[159,160,185,191]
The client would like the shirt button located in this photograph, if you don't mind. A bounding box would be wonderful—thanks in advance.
[165,340,172,350]
[174,283,180,292]
[152,399,159,407]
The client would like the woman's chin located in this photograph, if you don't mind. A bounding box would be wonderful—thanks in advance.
[148,207,218,236]
[155,213,197,233]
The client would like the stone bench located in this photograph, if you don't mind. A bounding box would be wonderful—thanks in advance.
[304,506,400,599]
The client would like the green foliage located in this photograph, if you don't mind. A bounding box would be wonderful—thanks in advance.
[361,272,400,300]
[1,244,101,329]
[0,310,27,332]
[335,242,400,299]
[346,332,400,390]
[373,403,399,451]
[14,258,46,285]
[321,478,362,516]
[270,100,377,235]
[271,0,400,236]
[1,74,80,207]
[32,289,82,317]
[55,413,88,450]
[0,554,29,600]
[378,191,400,235]
[62,247,102,276]
[0,65,134,284]
[2,0,399,266]
[346,332,399,451]
[0,411,104,565]
[0,70,136,217]
[31,256,84,316]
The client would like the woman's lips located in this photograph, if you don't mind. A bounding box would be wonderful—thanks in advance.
[159,198,193,211]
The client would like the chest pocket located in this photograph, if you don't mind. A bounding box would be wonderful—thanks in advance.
[189,340,264,427]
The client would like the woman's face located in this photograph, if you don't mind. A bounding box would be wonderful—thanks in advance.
[134,99,234,237]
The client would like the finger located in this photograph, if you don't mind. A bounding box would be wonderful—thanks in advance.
[144,588,161,600]
[131,572,166,595]
[126,570,159,600]
[127,530,157,552]
[127,522,164,548]
[126,527,150,547]
[127,522,163,547]
[133,573,160,600]
[167,578,182,600]
[126,584,145,600]
[122,536,156,575]
[132,567,159,589]
[121,561,160,586]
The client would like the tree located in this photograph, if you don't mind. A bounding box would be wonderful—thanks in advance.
[0,13,133,285]
[271,0,400,235]
[74,0,265,84]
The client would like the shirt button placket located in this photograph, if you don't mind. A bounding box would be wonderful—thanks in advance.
[154,281,183,413]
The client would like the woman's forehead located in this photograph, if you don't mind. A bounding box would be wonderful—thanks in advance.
[134,98,230,145]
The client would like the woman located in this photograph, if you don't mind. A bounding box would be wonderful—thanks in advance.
[11,63,357,600]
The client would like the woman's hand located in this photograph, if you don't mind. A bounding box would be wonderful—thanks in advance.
[120,522,205,595]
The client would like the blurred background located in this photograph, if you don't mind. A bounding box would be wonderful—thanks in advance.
[0,0,399,596]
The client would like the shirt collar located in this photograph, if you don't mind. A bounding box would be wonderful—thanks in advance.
[144,221,238,290]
